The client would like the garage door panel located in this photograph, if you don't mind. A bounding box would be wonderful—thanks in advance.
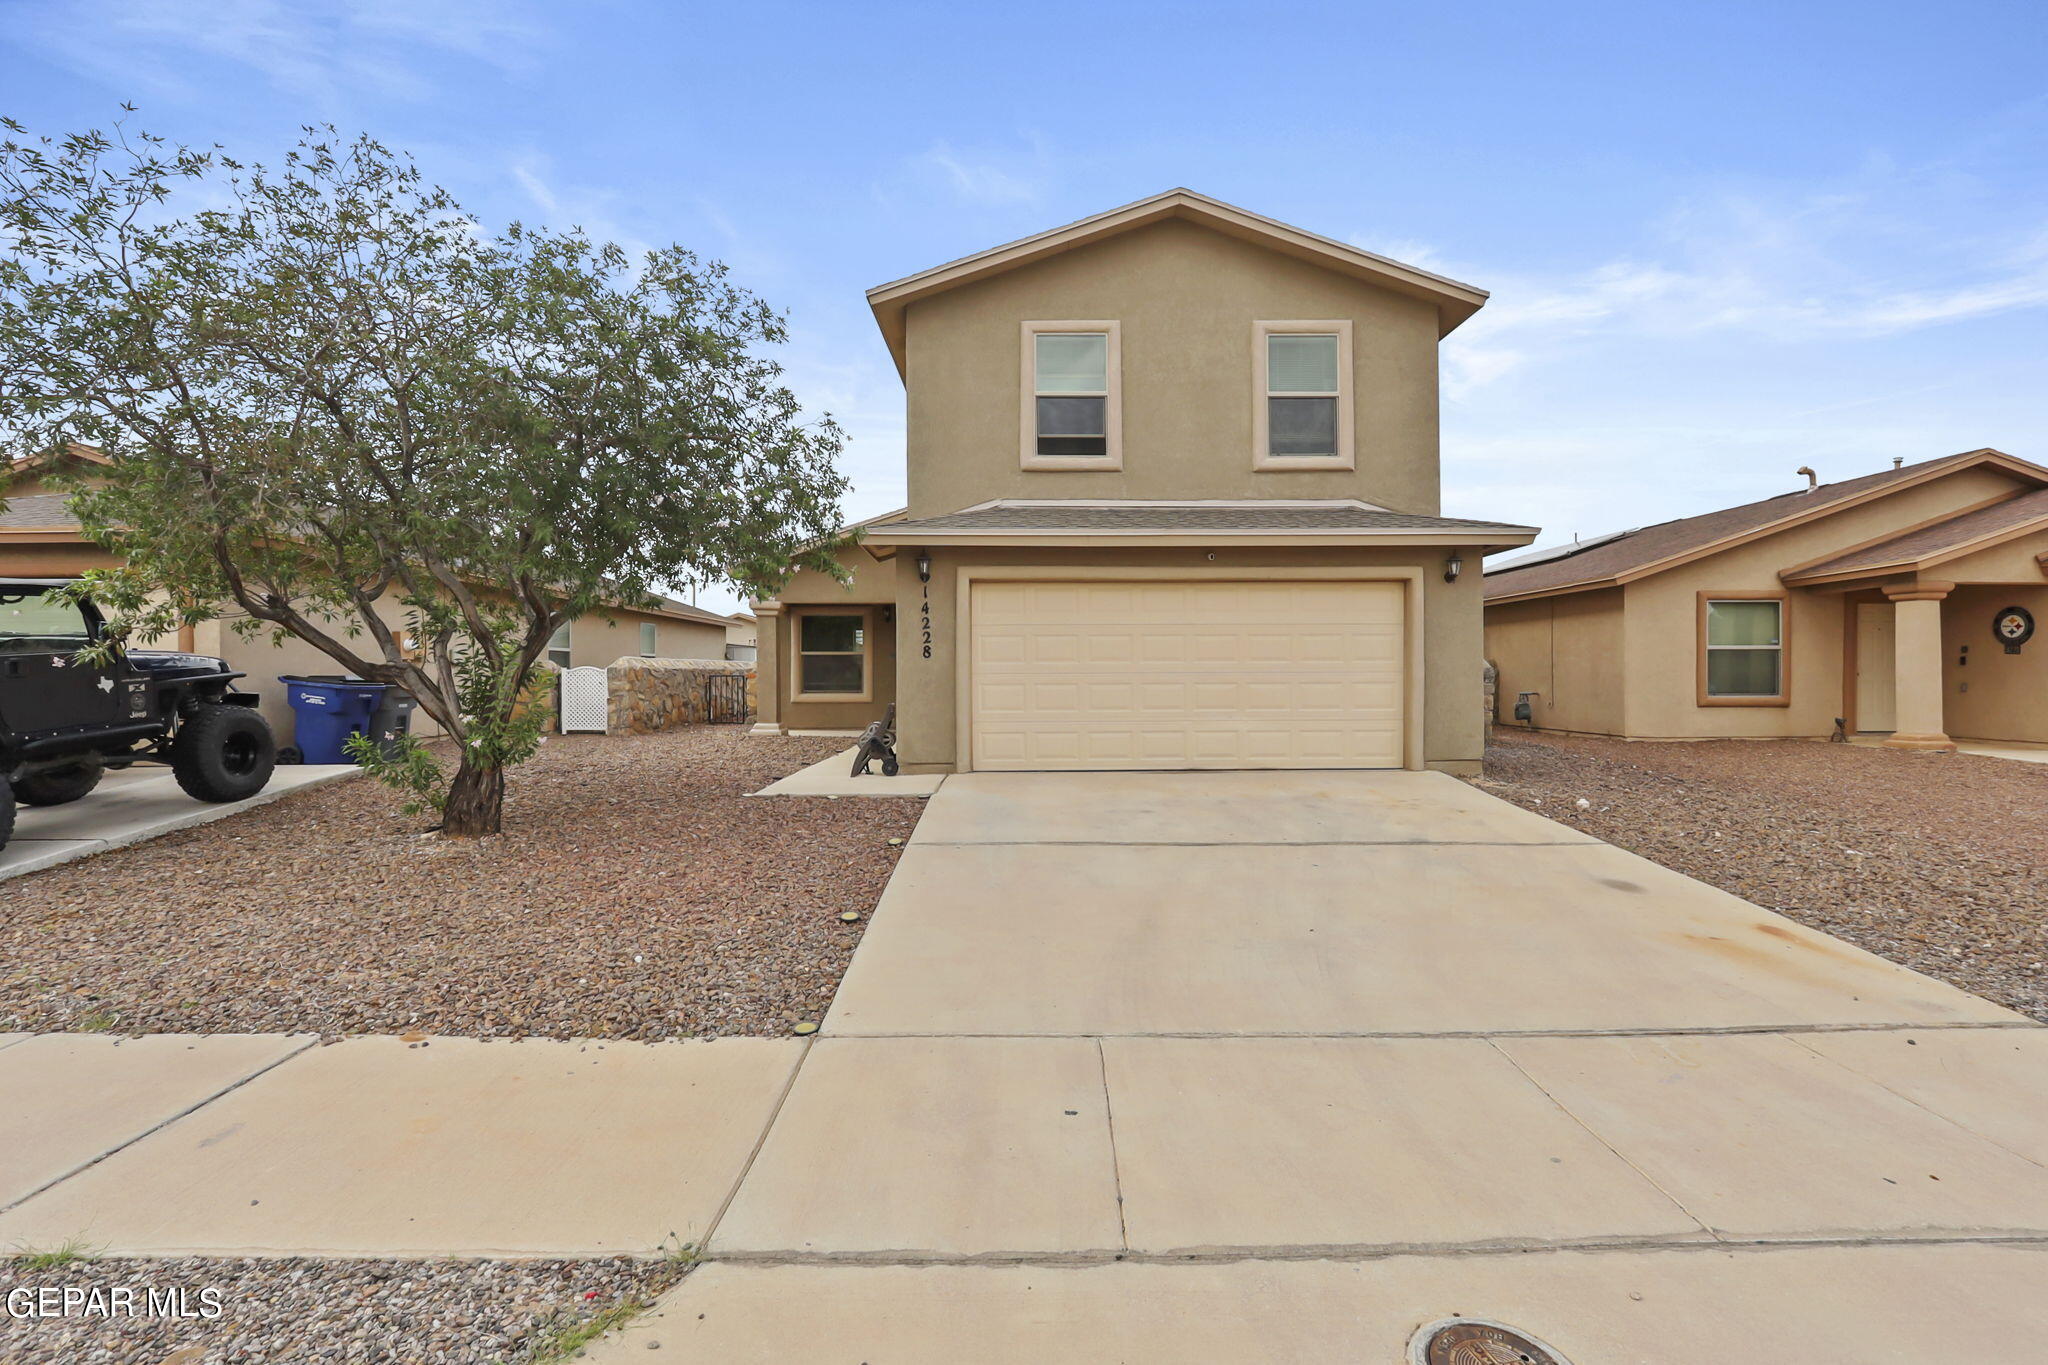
[970,580,1406,772]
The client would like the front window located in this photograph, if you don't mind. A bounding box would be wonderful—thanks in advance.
[1034,332,1107,457]
[546,621,572,668]
[1255,321,1353,469]
[1704,598,1784,699]
[0,586,92,654]
[798,612,866,695]
[1266,334,1340,456]
[1022,321,1120,469]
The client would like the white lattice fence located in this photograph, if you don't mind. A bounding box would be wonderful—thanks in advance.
[558,665,609,733]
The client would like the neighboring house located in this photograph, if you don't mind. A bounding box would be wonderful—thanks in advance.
[724,611,759,663]
[1483,448,2048,751]
[751,189,1536,774]
[2,447,732,744]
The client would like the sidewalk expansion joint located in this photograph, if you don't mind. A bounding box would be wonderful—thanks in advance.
[696,1230,2048,1270]
[695,1035,815,1258]
[832,1021,2043,1042]
[0,1035,323,1216]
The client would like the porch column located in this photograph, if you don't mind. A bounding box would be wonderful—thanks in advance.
[749,600,784,735]
[1881,581,1955,752]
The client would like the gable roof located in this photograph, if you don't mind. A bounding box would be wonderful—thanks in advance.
[1783,486,2048,584]
[865,188,1490,378]
[1483,449,2048,603]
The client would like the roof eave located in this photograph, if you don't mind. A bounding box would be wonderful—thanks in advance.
[862,527,1537,552]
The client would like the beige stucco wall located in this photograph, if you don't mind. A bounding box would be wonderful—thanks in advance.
[887,544,1484,775]
[564,609,725,670]
[1483,587,1627,736]
[1943,583,2048,744]
[901,217,1443,518]
[1618,465,2029,740]
[759,538,900,732]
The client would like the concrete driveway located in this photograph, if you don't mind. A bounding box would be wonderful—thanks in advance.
[589,768,2048,1362]
[3,763,357,881]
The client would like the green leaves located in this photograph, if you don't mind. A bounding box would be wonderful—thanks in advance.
[0,116,850,833]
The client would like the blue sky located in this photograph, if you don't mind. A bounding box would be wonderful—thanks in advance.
[8,0,2047,613]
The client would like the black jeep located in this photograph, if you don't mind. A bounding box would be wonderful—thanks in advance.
[1,579,277,855]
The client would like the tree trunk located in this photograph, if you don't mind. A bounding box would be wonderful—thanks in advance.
[441,757,506,837]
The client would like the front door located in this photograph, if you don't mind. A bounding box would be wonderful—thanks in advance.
[0,585,125,735]
[1854,601,1897,732]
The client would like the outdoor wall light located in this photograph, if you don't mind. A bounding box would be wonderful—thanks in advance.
[1444,552,1463,584]
[915,550,932,583]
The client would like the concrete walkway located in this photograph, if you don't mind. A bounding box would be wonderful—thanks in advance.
[0,1034,801,1257]
[2,763,359,881]
[589,768,2048,1361]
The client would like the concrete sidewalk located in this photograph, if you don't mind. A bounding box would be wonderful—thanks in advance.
[0,1034,802,1257]
[2,763,359,881]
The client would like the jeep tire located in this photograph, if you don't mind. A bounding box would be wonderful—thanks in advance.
[14,760,104,807]
[0,780,14,853]
[171,703,277,802]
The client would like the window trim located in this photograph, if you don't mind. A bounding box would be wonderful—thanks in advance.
[1697,591,1791,707]
[1020,320,1122,471]
[1253,320,1354,471]
[791,605,874,702]
[639,620,658,657]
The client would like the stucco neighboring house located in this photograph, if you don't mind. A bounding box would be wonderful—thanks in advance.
[723,611,759,663]
[1483,448,2048,751]
[2,447,732,744]
[750,189,1537,774]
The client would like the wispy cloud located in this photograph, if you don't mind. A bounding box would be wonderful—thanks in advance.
[14,0,544,107]
[1440,170,2048,398]
[880,136,1053,210]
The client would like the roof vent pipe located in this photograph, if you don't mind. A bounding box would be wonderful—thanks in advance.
[1796,465,1818,491]
[1893,456,1905,469]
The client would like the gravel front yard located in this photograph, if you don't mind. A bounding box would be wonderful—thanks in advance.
[0,729,920,1040]
[1472,732,2048,1022]
[0,1255,688,1364]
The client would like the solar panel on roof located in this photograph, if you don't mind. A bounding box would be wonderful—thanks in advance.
[1484,527,1636,573]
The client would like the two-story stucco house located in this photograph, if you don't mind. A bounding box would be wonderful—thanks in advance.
[750,190,1536,775]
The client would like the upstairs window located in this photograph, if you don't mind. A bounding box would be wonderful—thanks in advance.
[1255,321,1354,470]
[1022,321,1121,469]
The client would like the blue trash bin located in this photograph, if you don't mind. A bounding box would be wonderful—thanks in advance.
[281,675,389,765]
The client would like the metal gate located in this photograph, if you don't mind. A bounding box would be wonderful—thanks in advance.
[704,672,749,724]
[558,666,608,733]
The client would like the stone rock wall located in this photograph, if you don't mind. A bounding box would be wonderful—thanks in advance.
[606,656,757,733]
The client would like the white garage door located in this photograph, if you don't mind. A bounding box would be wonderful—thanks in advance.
[969,580,1405,771]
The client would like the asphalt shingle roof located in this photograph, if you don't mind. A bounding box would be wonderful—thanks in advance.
[1791,487,2048,578]
[0,493,80,531]
[1482,452,2024,599]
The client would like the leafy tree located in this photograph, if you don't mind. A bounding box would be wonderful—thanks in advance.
[0,116,848,835]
